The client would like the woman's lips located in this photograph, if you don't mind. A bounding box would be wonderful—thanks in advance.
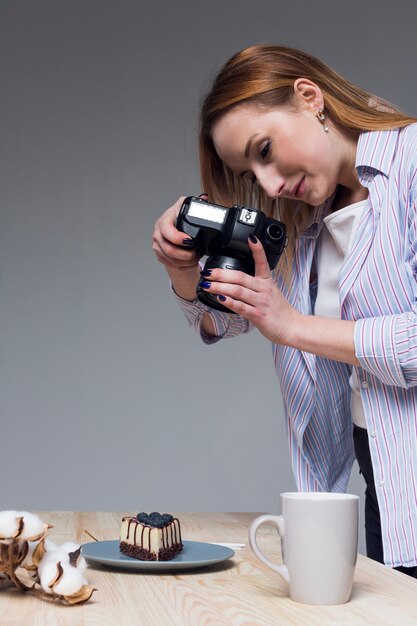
[294,176,306,198]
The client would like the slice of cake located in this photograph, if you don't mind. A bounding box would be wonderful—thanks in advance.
[119,512,183,561]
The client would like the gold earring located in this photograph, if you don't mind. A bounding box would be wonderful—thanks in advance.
[317,108,329,133]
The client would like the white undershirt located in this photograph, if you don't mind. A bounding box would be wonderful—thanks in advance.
[315,200,367,429]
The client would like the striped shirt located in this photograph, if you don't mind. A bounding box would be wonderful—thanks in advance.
[175,125,417,568]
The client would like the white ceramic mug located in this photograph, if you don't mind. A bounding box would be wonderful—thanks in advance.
[249,492,359,605]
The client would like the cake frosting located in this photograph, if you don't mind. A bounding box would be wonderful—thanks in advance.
[119,512,183,561]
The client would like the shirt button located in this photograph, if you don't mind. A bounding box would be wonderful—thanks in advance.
[362,381,369,389]
[370,430,377,438]
[380,479,385,486]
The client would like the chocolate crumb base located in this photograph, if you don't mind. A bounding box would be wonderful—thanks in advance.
[120,542,157,560]
[120,541,183,561]
[159,544,183,561]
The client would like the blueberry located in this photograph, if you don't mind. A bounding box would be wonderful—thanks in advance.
[146,512,165,528]
[137,511,174,528]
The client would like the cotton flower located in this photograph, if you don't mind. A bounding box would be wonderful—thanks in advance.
[21,540,39,570]
[0,511,47,543]
[60,542,87,572]
[44,538,59,551]
[0,510,21,542]
[40,540,86,572]
[38,543,88,596]
[60,541,80,553]
[0,510,96,605]
[42,541,68,564]
[38,554,93,603]
[38,558,63,594]
[16,512,47,542]
[52,562,87,596]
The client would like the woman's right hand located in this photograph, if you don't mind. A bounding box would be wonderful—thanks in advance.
[152,195,231,337]
[152,196,200,271]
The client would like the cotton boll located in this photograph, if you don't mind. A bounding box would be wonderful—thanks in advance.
[38,553,58,577]
[52,562,86,597]
[0,510,20,540]
[59,542,86,571]
[76,555,87,574]
[44,539,59,553]
[43,539,71,563]
[17,511,46,541]
[39,560,63,594]
[60,541,80,553]
[21,540,38,568]
[43,540,78,565]
[41,547,70,566]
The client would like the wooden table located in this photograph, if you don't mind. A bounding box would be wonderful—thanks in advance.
[1,511,417,625]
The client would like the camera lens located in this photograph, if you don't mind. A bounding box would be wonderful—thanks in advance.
[266,223,284,241]
[196,254,255,313]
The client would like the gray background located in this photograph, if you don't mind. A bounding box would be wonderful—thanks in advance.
[2,0,417,555]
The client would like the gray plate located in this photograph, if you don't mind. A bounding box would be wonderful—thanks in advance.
[82,540,235,572]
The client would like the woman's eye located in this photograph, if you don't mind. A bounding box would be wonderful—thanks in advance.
[260,140,271,160]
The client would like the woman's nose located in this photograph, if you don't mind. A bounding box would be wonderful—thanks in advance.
[255,169,285,199]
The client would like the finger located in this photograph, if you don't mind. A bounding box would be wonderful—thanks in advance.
[164,194,206,246]
[153,240,197,264]
[200,279,257,306]
[152,231,198,262]
[202,267,257,290]
[158,201,189,247]
[154,247,198,268]
[248,235,271,280]
[212,293,256,318]
[156,255,198,269]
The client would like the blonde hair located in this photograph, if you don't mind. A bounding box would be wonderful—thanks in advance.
[199,44,416,276]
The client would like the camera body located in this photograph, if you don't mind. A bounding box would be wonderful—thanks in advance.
[176,196,287,313]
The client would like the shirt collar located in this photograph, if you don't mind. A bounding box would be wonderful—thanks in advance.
[355,128,400,181]
[300,129,400,239]
[298,193,335,239]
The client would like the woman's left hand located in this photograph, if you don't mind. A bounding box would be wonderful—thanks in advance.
[201,236,301,345]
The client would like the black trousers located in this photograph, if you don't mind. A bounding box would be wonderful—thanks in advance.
[353,425,417,577]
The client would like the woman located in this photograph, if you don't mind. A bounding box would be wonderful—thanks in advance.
[152,44,417,575]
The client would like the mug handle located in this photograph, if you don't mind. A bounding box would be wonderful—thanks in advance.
[248,514,290,584]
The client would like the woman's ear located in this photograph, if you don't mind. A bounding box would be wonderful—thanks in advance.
[293,78,324,111]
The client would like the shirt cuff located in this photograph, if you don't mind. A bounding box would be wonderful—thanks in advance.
[170,285,224,344]
[171,284,252,344]
[354,315,407,387]
[173,287,210,326]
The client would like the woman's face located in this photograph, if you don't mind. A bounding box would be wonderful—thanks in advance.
[211,96,355,206]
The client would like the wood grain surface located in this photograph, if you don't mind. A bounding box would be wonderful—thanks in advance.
[1,511,416,625]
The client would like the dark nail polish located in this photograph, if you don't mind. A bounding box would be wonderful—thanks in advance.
[182,238,195,246]
[200,269,212,277]
[249,234,258,243]
[200,281,211,289]
[218,295,226,302]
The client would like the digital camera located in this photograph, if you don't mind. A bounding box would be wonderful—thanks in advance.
[176,196,287,313]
